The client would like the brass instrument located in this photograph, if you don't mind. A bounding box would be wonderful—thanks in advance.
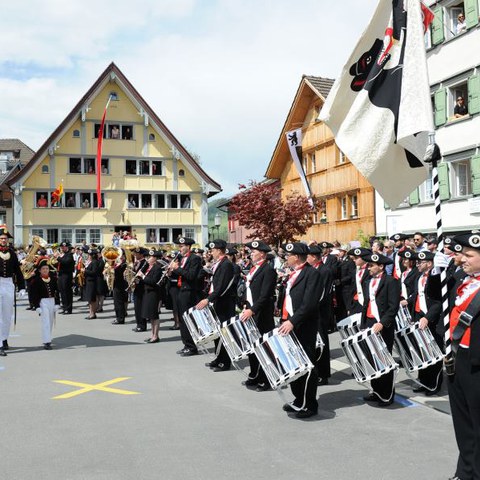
[157,251,181,286]
[77,257,86,287]
[21,235,47,279]
[101,246,123,291]
[120,239,139,290]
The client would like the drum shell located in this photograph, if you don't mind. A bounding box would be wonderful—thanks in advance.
[336,313,362,340]
[219,316,261,363]
[183,305,220,346]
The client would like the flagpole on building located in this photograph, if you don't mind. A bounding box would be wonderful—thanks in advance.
[425,135,454,375]
[96,95,112,209]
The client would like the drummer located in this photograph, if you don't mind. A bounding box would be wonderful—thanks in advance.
[398,249,419,302]
[277,242,321,419]
[346,247,372,315]
[239,240,277,391]
[361,253,400,407]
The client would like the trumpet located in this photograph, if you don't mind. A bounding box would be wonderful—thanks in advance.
[156,251,181,286]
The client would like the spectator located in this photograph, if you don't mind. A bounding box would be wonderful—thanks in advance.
[110,125,120,139]
[82,198,90,208]
[128,197,136,208]
[112,232,120,247]
[372,240,385,254]
[148,232,156,243]
[123,127,132,140]
[66,195,75,208]
[456,13,467,35]
[37,194,48,208]
[413,232,428,252]
[384,240,395,275]
[427,237,438,253]
[454,96,468,118]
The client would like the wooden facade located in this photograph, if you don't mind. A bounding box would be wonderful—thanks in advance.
[265,76,375,244]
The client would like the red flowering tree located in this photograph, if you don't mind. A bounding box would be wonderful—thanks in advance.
[229,181,314,247]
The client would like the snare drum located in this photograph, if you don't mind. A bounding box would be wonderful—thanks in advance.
[253,329,313,390]
[183,305,220,346]
[340,328,398,383]
[219,316,261,363]
[394,324,444,373]
[336,313,362,340]
[395,305,413,331]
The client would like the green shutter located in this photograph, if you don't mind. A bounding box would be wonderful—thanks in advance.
[434,88,447,126]
[471,154,480,195]
[468,74,480,115]
[409,189,419,205]
[438,162,450,201]
[465,0,479,29]
[432,6,445,45]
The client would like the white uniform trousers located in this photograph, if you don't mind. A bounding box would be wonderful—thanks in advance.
[0,277,15,342]
[39,298,55,344]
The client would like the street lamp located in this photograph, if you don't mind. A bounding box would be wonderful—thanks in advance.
[214,212,221,239]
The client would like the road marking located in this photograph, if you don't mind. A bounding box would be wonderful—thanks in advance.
[52,377,140,399]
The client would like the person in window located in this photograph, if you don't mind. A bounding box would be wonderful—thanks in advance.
[128,197,136,208]
[66,195,75,208]
[102,166,108,174]
[182,196,191,209]
[148,232,156,243]
[110,125,120,139]
[37,194,48,208]
[456,13,467,35]
[82,198,90,208]
[454,96,468,118]
[123,127,132,140]
[87,166,94,174]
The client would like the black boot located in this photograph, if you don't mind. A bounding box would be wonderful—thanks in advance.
[2,340,8,350]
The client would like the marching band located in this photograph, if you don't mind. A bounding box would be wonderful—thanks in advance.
[1,224,480,477]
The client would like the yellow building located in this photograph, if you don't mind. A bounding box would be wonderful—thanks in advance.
[265,75,375,243]
[8,63,221,247]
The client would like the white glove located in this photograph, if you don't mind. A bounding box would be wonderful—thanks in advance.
[54,305,61,312]
[434,251,451,269]
[36,307,42,315]
[18,289,26,298]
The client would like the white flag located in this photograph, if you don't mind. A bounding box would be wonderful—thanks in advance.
[319,0,435,208]
[285,128,313,206]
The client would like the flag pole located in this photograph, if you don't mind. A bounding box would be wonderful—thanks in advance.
[425,133,454,375]
[96,95,112,209]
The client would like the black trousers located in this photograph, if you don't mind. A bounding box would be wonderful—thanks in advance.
[113,288,128,322]
[248,313,275,384]
[290,341,318,412]
[316,314,331,379]
[58,274,73,313]
[418,330,444,390]
[448,348,480,480]
[177,289,197,352]
[133,291,146,330]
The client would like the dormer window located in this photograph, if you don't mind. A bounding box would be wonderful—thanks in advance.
[110,92,119,101]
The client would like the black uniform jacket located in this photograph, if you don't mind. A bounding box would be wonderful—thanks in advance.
[0,247,25,290]
[58,252,75,275]
[207,256,235,320]
[142,263,163,319]
[172,253,202,292]
[30,274,60,309]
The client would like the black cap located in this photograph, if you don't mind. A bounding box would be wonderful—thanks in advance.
[206,239,227,250]
[308,244,323,255]
[281,242,309,255]
[426,237,438,245]
[453,232,480,251]
[415,251,435,261]
[390,233,408,241]
[0,225,13,238]
[148,249,163,258]
[88,248,99,255]
[174,237,195,246]
[319,241,334,249]
[192,247,204,254]
[444,237,463,253]
[134,247,149,256]
[60,241,72,247]
[245,240,271,252]
[225,247,238,255]
[347,247,372,257]
[398,249,415,259]
[363,253,393,265]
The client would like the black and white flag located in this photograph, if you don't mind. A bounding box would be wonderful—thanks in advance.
[319,0,435,208]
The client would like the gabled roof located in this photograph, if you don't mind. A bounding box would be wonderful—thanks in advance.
[0,138,35,187]
[7,62,221,195]
[265,75,334,180]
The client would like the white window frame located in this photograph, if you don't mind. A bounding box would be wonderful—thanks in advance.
[450,159,471,198]
[125,159,163,176]
[340,196,348,220]
[350,194,358,218]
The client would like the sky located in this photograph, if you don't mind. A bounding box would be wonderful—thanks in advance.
[0,0,379,197]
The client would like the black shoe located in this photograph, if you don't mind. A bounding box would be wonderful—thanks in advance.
[144,338,160,344]
[318,377,329,386]
[62,311,72,315]
[111,320,125,325]
[295,409,318,419]
[43,343,52,350]
[282,403,297,413]
[132,327,147,332]
[2,340,8,350]
[205,361,219,368]
[97,309,104,313]
[181,349,199,357]
[256,383,271,392]
[413,385,426,393]
[176,347,189,355]
[169,325,180,330]
[363,393,379,403]
[242,378,258,387]
[425,387,442,397]
[375,399,394,408]
[212,363,230,372]
[85,315,97,319]
[0,348,6,357]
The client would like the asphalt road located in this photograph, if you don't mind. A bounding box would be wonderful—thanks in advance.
[0,296,457,480]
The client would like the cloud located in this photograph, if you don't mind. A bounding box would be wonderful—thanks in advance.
[0,0,378,195]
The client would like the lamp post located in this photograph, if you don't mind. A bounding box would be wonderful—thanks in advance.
[214,212,221,239]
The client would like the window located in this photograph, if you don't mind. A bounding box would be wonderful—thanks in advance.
[155,194,165,208]
[340,196,348,220]
[122,125,133,140]
[101,158,109,174]
[420,176,434,202]
[159,228,169,243]
[41,165,49,174]
[311,153,316,173]
[168,194,178,209]
[449,4,466,39]
[128,194,139,208]
[110,91,119,101]
[76,229,87,244]
[180,194,191,209]
[125,159,162,176]
[94,124,106,139]
[184,228,195,240]
[65,193,76,208]
[110,125,120,139]
[449,81,469,120]
[302,156,308,174]
[68,157,107,174]
[84,158,95,174]
[178,169,185,177]
[73,129,80,138]
[147,228,157,243]
[338,150,346,164]
[80,193,91,208]
[89,229,101,244]
[149,133,156,141]
[47,229,58,244]
[141,194,152,208]
[60,229,73,243]
[451,160,471,197]
[172,228,183,242]
[36,192,49,208]
[69,158,82,174]
[350,194,358,218]
[93,193,105,208]
[32,228,44,239]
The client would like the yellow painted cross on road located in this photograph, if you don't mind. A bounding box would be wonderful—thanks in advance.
[52,377,141,400]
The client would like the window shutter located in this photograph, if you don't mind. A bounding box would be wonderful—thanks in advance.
[438,162,450,200]
[468,74,480,115]
[465,0,479,29]
[471,154,480,195]
[409,188,419,205]
[432,6,445,45]
[434,88,447,126]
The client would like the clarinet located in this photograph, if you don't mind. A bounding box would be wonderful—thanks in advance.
[125,261,149,292]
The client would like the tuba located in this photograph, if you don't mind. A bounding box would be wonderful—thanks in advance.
[21,235,48,279]
[101,246,122,291]
[120,239,139,290]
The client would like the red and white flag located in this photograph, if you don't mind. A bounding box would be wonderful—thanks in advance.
[319,0,435,208]
[96,95,112,208]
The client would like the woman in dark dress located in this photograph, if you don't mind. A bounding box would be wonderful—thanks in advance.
[140,250,164,343]
[84,249,102,319]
